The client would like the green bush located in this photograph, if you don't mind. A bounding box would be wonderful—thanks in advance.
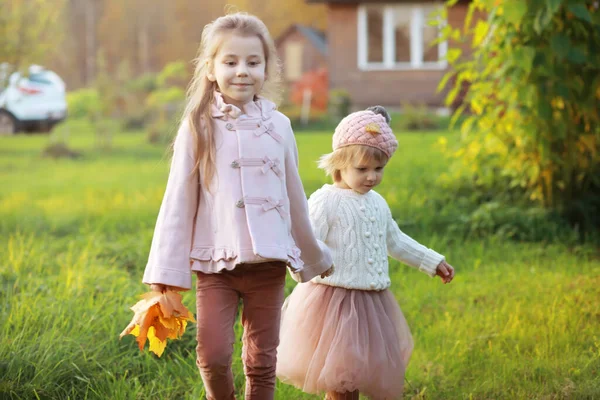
[128,73,159,93]
[120,73,159,130]
[438,0,600,233]
[67,61,188,137]
[453,202,572,241]
[66,88,101,120]
[328,89,351,123]
[395,103,441,131]
[144,62,188,144]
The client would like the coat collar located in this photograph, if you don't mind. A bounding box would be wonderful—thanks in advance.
[211,91,276,121]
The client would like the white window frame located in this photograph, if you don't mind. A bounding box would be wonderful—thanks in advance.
[357,3,448,71]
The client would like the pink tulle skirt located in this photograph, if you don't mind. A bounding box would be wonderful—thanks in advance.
[276,283,413,399]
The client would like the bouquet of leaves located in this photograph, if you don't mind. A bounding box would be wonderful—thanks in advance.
[120,290,195,357]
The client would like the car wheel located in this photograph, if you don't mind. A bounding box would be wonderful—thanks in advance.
[0,111,16,135]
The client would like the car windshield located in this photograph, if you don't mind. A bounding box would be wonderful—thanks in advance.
[28,74,52,85]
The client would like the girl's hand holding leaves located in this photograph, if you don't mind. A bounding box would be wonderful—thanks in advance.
[120,290,195,357]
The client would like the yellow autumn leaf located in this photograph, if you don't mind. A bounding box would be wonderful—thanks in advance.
[120,290,195,357]
[147,326,167,357]
[471,100,483,115]
[135,303,161,351]
[130,325,140,336]
[158,314,179,331]
[472,20,489,47]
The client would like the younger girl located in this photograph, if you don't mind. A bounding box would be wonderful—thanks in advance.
[142,13,333,400]
[276,106,455,400]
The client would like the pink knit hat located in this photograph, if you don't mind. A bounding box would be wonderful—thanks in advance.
[332,106,398,158]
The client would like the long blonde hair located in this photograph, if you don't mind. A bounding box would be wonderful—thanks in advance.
[183,12,282,188]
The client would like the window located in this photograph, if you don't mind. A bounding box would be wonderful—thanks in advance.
[366,8,384,63]
[358,3,447,70]
[285,42,304,81]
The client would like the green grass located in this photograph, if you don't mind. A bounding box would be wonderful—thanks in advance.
[1,120,599,399]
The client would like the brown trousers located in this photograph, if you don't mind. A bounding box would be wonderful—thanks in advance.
[195,261,287,400]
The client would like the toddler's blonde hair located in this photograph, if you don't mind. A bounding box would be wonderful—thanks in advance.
[318,145,389,182]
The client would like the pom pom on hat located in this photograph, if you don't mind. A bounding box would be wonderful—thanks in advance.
[366,105,391,124]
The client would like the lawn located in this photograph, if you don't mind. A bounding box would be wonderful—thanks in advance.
[1,120,599,399]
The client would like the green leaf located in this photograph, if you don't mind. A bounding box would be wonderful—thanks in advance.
[567,47,587,64]
[445,85,461,107]
[550,34,570,60]
[450,104,466,129]
[460,115,476,136]
[430,35,446,46]
[437,71,454,93]
[545,0,562,16]
[571,76,586,96]
[434,25,455,45]
[452,29,462,41]
[534,11,543,33]
[472,20,489,47]
[504,2,528,26]
[514,46,536,73]
[533,50,547,66]
[464,3,475,32]
[542,10,554,29]
[517,85,534,105]
[446,48,463,63]
[555,83,570,99]
[534,8,554,33]
[532,50,554,77]
[538,93,552,120]
[567,4,593,23]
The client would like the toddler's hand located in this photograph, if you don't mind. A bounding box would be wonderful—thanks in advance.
[320,265,335,279]
[435,261,454,284]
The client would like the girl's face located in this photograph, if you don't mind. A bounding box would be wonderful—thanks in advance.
[338,156,387,194]
[210,33,266,109]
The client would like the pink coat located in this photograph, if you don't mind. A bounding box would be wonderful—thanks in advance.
[142,92,333,289]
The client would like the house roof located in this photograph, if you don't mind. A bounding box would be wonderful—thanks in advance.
[275,24,328,56]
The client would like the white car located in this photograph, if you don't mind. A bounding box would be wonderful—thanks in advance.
[0,64,67,135]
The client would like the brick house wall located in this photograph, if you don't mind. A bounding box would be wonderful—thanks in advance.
[309,0,480,108]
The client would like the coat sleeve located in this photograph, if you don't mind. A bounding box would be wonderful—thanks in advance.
[386,205,444,278]
[283,123,333,282]
[142,120,199,289]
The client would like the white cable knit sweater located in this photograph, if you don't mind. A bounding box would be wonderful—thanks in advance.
[309,184,445,291]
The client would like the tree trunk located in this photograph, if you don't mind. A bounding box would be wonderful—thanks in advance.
[85,0,96,84]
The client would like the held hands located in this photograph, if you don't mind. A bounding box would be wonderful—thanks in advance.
[435,260,455,284]
[320,265,335,279]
